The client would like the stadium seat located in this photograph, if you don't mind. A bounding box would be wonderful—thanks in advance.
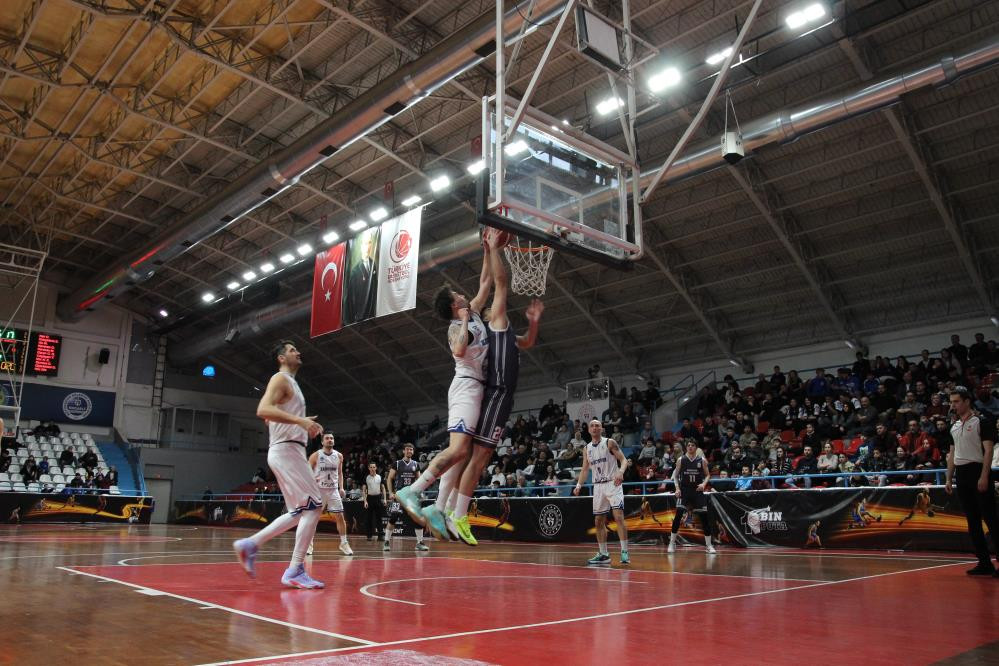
[846,438,862,455]
[832,439,845,454]
[0,473,7,482]
[756,420,770,434]
[38,474,51,483]
[27,482,40,493]
[780,430,794,443]
[8,463,18,474]
[13,482,26,492]
[110,486,121,495]
[9,473,22,483]
[0,481,11,492]
[51,474,64,484]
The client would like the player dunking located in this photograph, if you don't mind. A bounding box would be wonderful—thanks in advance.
[899,487,943,525]
[307,433,353,556]
[396,243,493,537]
[574,419,630,565]
[386,443,429,551]
[668,440,716,554]
[446,229,543,544]
[233,340,325,589]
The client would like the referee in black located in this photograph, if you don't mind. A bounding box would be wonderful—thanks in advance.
[946,387,999,576]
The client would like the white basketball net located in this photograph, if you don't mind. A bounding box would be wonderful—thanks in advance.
[503,239,553,297]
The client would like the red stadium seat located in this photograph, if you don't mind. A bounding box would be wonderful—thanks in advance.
[756,420,770,434]
[832,439,845,454]
[845,438,862,455]
[742,387,755,397]
[780,430,794,443]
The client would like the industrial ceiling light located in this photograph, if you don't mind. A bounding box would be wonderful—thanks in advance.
[466,160,485,175]
[595,96,623,114]
[226,281,240,291]
[429,174,451,191]
[279,253,295,264]
[648,67,681,92]
[260,262,275,273]
[705,46,733,66]
[401,194,421,207]
[241,270,256,281]
[349,220,367,232]
[158,309,169,318]
[369,206,388,222]
[201,292,215,303]
[786,3,826,29]
[504,139,528,156]
[296,243,313,256]
[322,230,340,244]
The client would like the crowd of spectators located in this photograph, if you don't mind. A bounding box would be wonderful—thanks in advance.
[0,421,119,494]
[237,332,998,499]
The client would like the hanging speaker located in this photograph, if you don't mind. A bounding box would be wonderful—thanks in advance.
[98,348,110,364]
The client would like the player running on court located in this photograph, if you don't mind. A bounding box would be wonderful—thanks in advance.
[668,440,716,554]
[396,242,493,538]
[446,229,543,545]
[307,433,353,557]
[233,340,325,589]
[385,443,429,551]
[574,419,630,565]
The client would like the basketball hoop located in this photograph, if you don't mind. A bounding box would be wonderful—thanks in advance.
[503,237,553,297]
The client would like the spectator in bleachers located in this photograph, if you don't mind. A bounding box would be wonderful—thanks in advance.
[806,368,829,399]
[0,448,10,473]
[818,442,838,474]
[947,334,969,367]
[37,458,49,475]
[69,473,85,489]
[59,447,76,468]
[896,392,925,429]
[770,365,786,388]
[870,383,897,421]
[897,419,934,455]
[552,424,572,450]
[771,446,792,477]
[890,446,916,484]
[94,470,110,491]
[724,444,747,476]
[637,439,656,462]
[793,446,819,488]
[925,392,948,419]
[81,448,98,471]
[252,467,265,484]
[871,423,893,453]
[22,455,39,484]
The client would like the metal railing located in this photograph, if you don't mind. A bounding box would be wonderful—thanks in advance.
[181,467,997,503]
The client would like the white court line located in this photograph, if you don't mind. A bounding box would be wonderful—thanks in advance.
[0,549,231,562]
[112,554,449,566]
[55,566,375,645]
[449,556,828,583]
[359,575,648,606]
[193,559,973,666]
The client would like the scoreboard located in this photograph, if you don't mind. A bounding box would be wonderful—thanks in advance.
[0,329,63,376]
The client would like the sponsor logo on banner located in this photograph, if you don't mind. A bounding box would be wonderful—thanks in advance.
[538,503,563,537]
[743,506,788,535]
[62,392,93,421]
[376,208,421,318]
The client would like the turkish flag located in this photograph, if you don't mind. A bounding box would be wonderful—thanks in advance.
[310,243,346,338]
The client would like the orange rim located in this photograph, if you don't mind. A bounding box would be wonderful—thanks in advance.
[506,243,551,253]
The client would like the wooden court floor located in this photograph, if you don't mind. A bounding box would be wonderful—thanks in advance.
[1,524,997,665]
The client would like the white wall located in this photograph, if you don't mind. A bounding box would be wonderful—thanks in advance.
[141,447,264,499]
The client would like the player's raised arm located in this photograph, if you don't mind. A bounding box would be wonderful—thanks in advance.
[469,231,494,314]
[516,298,544,350]
[483,229,509,330]
[448,308,471,357]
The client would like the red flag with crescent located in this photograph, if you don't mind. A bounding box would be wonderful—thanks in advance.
[310,242,346,338]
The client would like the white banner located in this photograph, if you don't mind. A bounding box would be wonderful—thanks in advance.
[375,207,422,317]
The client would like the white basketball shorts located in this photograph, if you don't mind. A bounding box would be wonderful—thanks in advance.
[267,442,322,514]
[447,376,484,435]
[320,487,344,513]
[592,481,624,515]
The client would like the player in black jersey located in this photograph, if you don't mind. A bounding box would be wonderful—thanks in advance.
[668,440,716,554]
[447,229,543,545]
[386,443,429,551]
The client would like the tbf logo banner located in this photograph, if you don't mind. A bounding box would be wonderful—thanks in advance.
[376,207,421,318]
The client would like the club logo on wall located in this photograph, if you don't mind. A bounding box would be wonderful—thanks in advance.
[538,503,563,537]
[577,402,597,422]
[61,391,93,421]
[743,506,788,535]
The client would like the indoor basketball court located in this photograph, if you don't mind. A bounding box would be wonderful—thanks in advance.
[2,524,994,665]
[2,0,999,664]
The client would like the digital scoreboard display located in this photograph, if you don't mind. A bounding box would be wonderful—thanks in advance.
[0,329,63,377]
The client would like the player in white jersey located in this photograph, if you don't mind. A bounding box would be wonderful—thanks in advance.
[574,419,630,565]
[307,433,353,556]
[233,340,325,589]
[396,242,493,538]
